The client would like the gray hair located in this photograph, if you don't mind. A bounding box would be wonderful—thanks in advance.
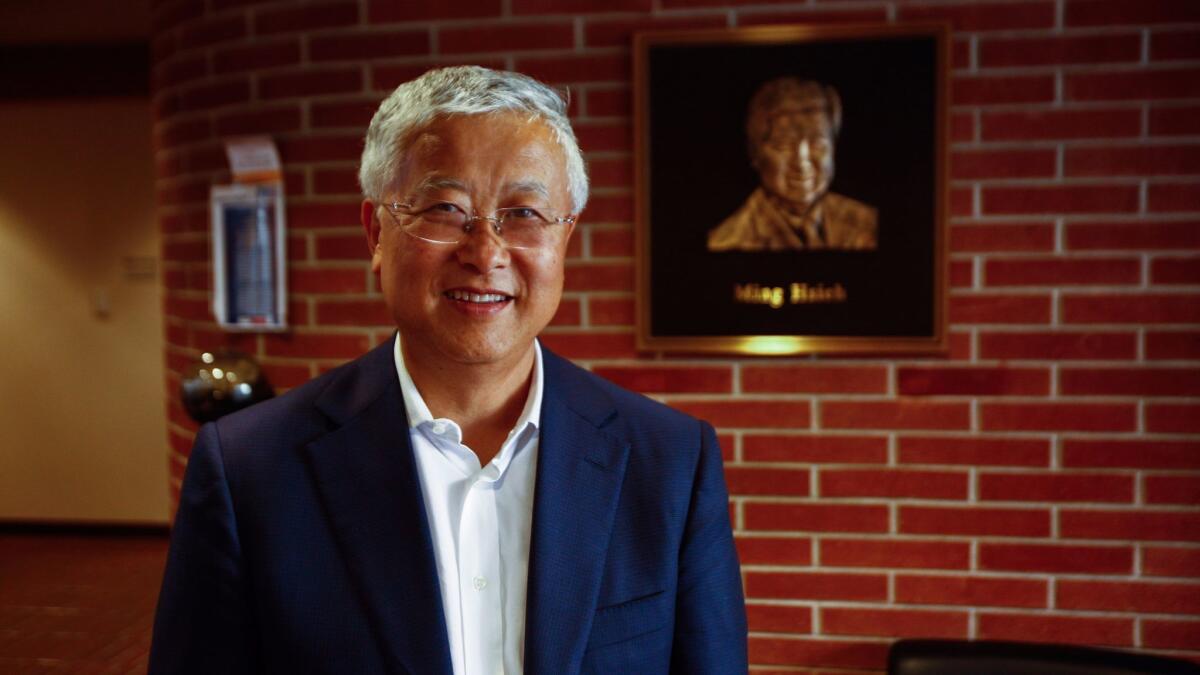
[358,65,589,213]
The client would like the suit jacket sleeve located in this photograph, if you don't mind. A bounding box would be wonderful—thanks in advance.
[149,422,259,674]
[671,420,748,672]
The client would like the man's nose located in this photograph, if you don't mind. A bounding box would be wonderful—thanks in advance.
[794,140,812,165]
[455,219,509,272]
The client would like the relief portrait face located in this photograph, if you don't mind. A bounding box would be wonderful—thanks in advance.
[753,109,834,210]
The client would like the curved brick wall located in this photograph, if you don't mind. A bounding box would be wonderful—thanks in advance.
[152,0,1200,669]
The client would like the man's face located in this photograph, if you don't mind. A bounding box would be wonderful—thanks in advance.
[753,109,835,209]
[362,113,575,368]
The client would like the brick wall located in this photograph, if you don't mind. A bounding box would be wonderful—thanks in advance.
[152,0,1200,670]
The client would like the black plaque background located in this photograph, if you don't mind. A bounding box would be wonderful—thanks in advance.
[645,33,939,338]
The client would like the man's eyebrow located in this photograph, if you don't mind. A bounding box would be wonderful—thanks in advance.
[413,176,470,193]
[505,180,550,199]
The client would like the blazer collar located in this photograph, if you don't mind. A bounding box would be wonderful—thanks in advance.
[304,339,630,675]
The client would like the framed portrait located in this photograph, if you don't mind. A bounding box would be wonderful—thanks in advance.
[634,23,950,355]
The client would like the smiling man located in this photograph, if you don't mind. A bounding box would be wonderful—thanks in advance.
[150,66,746,675]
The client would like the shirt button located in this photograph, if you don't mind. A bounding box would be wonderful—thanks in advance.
[472,576,487,591]
[431,422,447,435]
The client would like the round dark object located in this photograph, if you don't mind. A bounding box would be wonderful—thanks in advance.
[180,350,274,424]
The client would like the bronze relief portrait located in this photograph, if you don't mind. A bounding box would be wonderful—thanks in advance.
[709,78,878,252]
[635,24,949,355]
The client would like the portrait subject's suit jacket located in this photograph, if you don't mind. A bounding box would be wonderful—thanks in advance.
[149,338,748,674]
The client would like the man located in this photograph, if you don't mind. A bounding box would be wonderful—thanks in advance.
[708,77,878,252]
[150,66,747,674]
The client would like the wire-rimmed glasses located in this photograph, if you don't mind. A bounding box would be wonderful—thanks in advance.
[382,201,575,249]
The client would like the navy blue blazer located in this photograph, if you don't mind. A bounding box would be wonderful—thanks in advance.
[149,339,747,674]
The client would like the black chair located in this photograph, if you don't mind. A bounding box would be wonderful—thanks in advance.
[888,639,1200,675]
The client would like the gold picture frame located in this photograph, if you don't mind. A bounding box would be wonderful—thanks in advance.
[634,23,950,355]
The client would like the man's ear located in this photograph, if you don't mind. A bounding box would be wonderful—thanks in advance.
[361,199,383,273]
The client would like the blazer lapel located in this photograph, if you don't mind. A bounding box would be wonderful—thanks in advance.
[303,341,453,675]
[524,350,630,675]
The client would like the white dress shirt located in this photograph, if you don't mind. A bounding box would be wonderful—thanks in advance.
[393,336,541,675]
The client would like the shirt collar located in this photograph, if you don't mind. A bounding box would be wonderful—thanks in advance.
[392,333,543,441]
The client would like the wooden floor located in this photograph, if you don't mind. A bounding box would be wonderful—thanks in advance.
[0,532,168,674]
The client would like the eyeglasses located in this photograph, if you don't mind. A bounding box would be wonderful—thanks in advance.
[382,201,575,249]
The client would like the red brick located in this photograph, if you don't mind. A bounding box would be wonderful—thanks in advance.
[748,637,888,670]
[742,435,887,464]
[1059,580,1200,615]
[592,365,730,394]
[1064,294,1200,324]
[370,59,506,92]
[1061,509,1200,542]
[737,7,890,27]
[726,467,811,497]
[584,14,724,48]
[1147,330,1200,359]
[901,506,1050,537]
[743,365,887,394]
[983,185,1140,215]
[158,180,210,208]
[1148,403,1200,433]
[1066,0,1200,25]
[1064,439,1200,470]
[822,401,970,431]
[213,40,301,74]
[896,575,1048,609]
[823,607,968,639]
[1061,367,1200,396]
[1144,547,1200,577]
[951,111,975,143]
[1147,476,1200,505]
[983,33,1140,69]
[315,299,392,326]
[288,202,360,230]
[590,227,633,257]
[1153,257,1200,285]
[574,121,631,152]
[980,542,1133,574]
[312,99,384,129]
[1152,105,1200,136]
[316,234,368,261]
[163,239,208,263]
[983,402,1136,432]
[950,223,1054,254]
[548,298,580,326]
[440,21,573,55]
[950,295,1051,324]
[899,436,1050,467]
[264,332,369,359]
[584,88,630,118]
[1068,220,1200,251]
[588,296,633,326]
[1143,619,1200,650]
[1068,145,1200,178]
[261,362,317,388]
[260,68,363,100]
[1068,68,1200,102]
[745,571,888,601]
[179,15,246,51]
[898,366,1049,396]
[950,187,973,217]
[310,30,430,62]
[1153,29,1200,60]
[537,331,637,359]
[820,539,970,570]
[898,1,1053,30]
[582,194,633,224]
[289,268,365,294]
[979,331,1136,361]
[747,604,812,635]
[1151,182,1200,212]
[820,469,968,500]
[588,158,632,191]
[670,400,810,429]
[736,536,812,566]
[949,260,973,288]
[978,613,1132,647]
[313,168,360,196]
[563,263,633,292]
[215,106,303,136]
[515,53,628,84]
[156,53,208,89]
[256,1,358,35]
[980,472,1134,503]
[982,109,1142,141]
[745,503,889,534]
[990,257,1142,287]
[953,75,1055,105]
[951,148,1056,180]
[368,0,501,22]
